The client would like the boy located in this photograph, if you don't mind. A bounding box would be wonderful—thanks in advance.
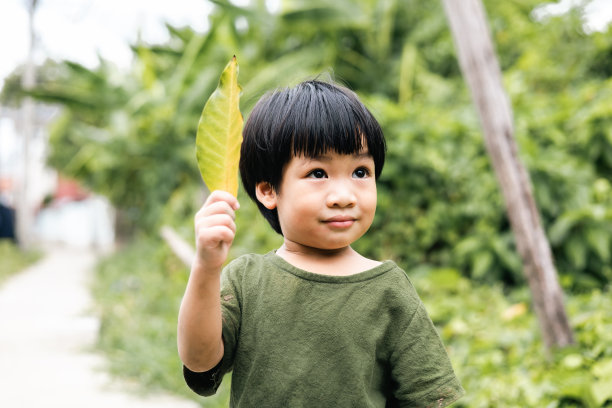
[178,80,464,407]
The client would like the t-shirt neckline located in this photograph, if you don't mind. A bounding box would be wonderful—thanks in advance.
[265,251,396,283]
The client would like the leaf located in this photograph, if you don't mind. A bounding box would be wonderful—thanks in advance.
[566,236,587,269]
[591,378,612,407]
[549,211,580,244]
[472,250,493,279]
[195,56,243,197]
[427,268,463,291]
[560,353,583,370]
[592,358,612,378]
[586,228,610,262]
[501,302,527,322]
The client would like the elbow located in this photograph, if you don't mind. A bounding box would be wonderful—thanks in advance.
[178,339,224,373]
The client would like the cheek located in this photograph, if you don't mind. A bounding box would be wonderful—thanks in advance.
[365,200,377,222]
[290,200,318,223]
[277,199,313,231]
[362,185,377,213]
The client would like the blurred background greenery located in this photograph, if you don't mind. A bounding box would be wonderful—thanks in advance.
[3,0,612,406]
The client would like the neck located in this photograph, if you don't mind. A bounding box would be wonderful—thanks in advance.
[276,243,380,276]
[277,242,353,260]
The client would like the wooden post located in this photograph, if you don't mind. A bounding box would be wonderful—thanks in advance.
[160,225,195,268]
[442,0,574,349]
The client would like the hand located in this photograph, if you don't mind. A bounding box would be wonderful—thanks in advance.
[194,190,240,270]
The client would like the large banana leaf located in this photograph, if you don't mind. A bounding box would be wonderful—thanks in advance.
[195,56,243,197]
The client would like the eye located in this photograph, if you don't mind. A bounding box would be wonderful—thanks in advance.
[307,169,327,179]
[353,167,371,179]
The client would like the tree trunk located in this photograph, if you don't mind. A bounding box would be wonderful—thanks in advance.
[442,0,574,349]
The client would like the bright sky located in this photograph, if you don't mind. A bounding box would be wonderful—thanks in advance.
[0,0,611,89]
[534,0,612,30]
[0,0,214,87]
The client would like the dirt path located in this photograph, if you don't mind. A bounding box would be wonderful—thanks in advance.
[0,246,199,408]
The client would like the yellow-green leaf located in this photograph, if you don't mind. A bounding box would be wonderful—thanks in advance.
[195,56,243,197]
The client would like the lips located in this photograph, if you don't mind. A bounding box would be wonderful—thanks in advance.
[323,215,356,228]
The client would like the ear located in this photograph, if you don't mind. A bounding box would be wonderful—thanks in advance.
[255,182,277,210]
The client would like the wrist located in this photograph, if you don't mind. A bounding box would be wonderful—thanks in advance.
[190,257,223,282]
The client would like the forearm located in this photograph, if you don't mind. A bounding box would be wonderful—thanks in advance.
[179,190,238,372]
[178,260,224,372]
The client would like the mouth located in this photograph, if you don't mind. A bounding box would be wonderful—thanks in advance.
[323,216,356,229]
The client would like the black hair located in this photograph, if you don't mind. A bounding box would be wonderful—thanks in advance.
[239,80,386,235]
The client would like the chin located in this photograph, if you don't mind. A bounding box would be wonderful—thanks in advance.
[317,238,357,251]
[299,238,348,251]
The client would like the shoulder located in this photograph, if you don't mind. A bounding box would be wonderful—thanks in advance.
[377,263,433,332]
[223,252,271,273]
[225,252,266,269]
[352,261,425,325]
[221,252,277,287]
[377,262,421,301]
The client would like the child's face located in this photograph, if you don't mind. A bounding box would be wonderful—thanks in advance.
[258,149,377,252]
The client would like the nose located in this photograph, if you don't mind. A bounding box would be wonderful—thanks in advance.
[326,180,356,208]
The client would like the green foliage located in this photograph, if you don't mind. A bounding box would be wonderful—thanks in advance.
[93,240,612,407]
[91,238,230,407]
[7,0,612,289]
[0,239,42,284]
[354,94,523,284]
[6,1,612,405]
[412,267,612,408]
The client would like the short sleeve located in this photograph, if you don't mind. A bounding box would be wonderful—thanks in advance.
[183,359,224,396]
[390,302,464,407]
[218,261,242,371]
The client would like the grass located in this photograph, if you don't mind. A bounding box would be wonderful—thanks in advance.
[0,239,42,285]
[91,237,229,407]
[91,238,612,407]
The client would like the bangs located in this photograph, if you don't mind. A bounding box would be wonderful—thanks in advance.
[288,86,368,158]
[291,127,367,159]
[273,81,385,176]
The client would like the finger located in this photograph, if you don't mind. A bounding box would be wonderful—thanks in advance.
[196,214,237,234]
[197,201,237,220]
[197,225,236,248]
[204,190,240,211]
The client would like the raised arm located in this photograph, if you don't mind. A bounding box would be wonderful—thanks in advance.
[177,190,239,372]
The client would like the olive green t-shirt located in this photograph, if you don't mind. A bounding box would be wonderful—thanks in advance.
[184,252,464,407]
